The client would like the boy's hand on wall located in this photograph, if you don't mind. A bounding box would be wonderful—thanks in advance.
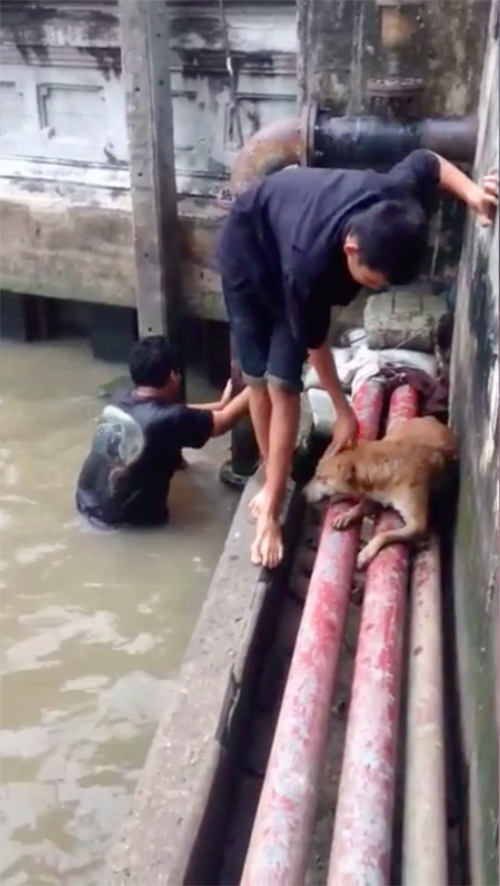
[472,169,498,226]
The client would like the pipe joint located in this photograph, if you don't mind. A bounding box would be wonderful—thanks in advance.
[226,104,478,200]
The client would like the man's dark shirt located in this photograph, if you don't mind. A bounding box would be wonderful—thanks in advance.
[217,149,440,348]
[76,389,213,527]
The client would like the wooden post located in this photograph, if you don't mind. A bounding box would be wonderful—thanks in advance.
[119,0,183,342]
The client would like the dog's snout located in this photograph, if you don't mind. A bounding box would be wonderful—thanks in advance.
[304,478,331,504]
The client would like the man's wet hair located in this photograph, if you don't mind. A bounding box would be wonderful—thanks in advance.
[129,336,180,387]
[349,199,429,285]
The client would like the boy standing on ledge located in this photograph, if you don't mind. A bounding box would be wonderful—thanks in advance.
[217,150,498,569]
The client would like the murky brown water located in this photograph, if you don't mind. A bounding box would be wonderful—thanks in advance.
[0,339,239,885]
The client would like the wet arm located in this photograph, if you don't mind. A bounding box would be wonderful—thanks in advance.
[430,154,499,225]
[189,399,225,411]
[430,152,483,208]
[189,381,233,412]
[211,387,250,437]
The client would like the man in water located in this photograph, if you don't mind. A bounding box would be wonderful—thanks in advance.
[217,151,498,569]
[76,335,249,529]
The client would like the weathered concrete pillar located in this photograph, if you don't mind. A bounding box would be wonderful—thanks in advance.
[119,0,183,343]
[449,1,499,882]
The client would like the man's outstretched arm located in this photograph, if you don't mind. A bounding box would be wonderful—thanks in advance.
[189,379,234,413]
[431,155,498,225]
[211,387,250,436]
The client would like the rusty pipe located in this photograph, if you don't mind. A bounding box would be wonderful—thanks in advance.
[327,384,418,886]
[225,105,477,202]
[228,117,303,199]
[240,382,384,886]
[379,5,416,51]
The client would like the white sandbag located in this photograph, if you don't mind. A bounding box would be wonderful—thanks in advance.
[304,343,438,398]
[345,328,368,352]
[306,388,338,433]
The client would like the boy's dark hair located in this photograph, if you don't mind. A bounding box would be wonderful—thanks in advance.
[129,336,179,387]
[349,199,429,285]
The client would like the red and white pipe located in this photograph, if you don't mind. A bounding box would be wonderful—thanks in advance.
[327,384,418,886]
[240,381,384,886]
[403,536,447,885]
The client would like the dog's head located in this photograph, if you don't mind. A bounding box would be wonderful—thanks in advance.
[304,448,358,504]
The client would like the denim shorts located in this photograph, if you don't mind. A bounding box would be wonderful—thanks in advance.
[218,216,306,393]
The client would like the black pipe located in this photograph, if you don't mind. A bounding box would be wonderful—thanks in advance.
[302,103,478,169]
[220,337,260,489]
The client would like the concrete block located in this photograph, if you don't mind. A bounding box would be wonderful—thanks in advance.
[364,290,448,352]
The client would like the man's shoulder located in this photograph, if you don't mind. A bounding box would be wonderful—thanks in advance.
[168,403,212,426]
[137,401,211,435]
[154,402,195,422]
[111,387,135,410]
[111,390,180,421]
[384,149,440,190]
[129,402,213,453]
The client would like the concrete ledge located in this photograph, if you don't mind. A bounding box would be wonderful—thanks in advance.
[0,194,367,330]
[107,472,303,885]
[0,194,226,322]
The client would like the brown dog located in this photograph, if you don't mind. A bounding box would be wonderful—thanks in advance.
[304,416,456,568]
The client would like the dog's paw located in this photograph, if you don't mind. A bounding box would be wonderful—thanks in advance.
[333,513,353,531]
[357,542,377,570]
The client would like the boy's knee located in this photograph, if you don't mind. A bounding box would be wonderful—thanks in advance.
[242,372,268,388]
[266,374,302,396]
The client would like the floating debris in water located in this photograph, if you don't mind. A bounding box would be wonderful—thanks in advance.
[97,375,130,400]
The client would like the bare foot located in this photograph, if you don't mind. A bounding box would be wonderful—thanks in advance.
[248,487,267,521]
[251,514,284,569]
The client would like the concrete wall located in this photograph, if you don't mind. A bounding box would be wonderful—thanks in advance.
[449,0,499,881]
[0,0,492,324]
[298,0,489,114]
[0,0,297,321]
[298,0,490,297]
